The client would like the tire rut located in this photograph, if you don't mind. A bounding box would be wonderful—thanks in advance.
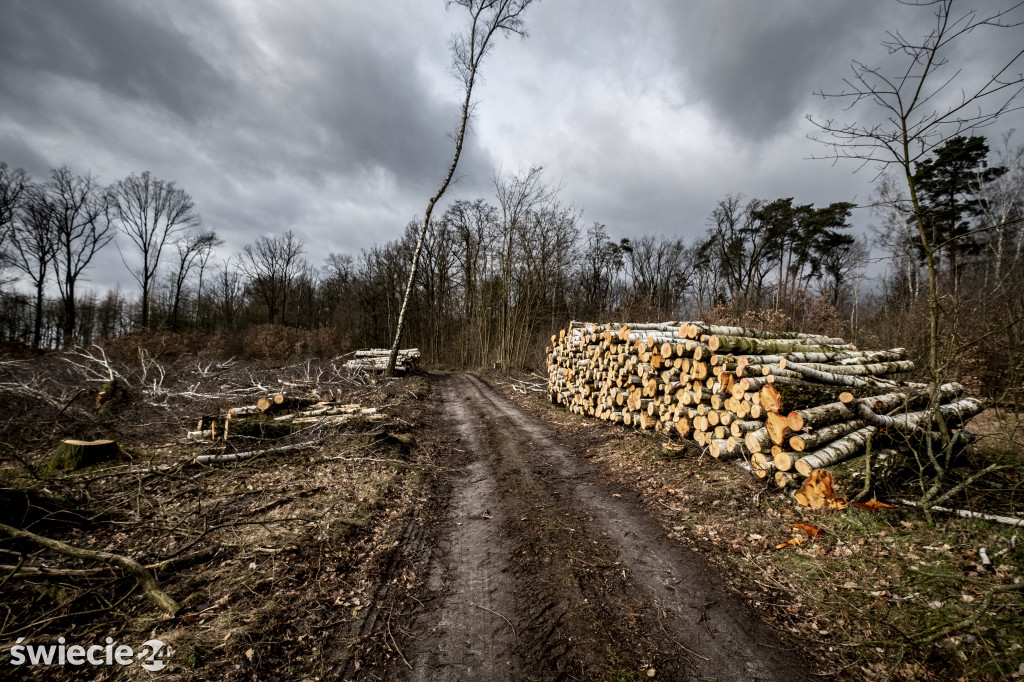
[403,372,814,680]
[406,378,519,681]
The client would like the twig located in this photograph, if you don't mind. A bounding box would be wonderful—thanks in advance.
[387,600,412,670]
[56,388,88,418]
[0,583,138,641]
[0,555,25,591]
[474,603,517,640]
[320,456,417,467]
[657,618,710,664]
[854,435,873,503]
[910,583,1024,645]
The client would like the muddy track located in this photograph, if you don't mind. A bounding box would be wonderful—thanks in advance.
[365,373,815,680]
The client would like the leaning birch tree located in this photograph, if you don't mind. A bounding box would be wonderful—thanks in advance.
[808,0,1024,518]
[385,0,536,376]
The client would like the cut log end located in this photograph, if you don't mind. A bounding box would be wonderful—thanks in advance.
[774,471,796,488]
[765,412,791,445]
[794,469,844,510]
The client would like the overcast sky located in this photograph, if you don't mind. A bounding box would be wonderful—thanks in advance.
[2,0,1023,294]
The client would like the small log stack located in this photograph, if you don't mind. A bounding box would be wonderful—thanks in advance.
[187,390,382,442]
[547,321,983,499]
[343,348,421,374]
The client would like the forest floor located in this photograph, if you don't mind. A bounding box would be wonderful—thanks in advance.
[0,354,1022,680]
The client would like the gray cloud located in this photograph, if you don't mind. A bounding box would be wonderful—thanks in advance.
[1,0,1022,295]
[0,0,233,122]
[655,1,897,141]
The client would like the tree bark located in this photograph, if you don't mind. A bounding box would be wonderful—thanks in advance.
[794,425,876,476]
[708,334,852,354]
[790,419,868,452]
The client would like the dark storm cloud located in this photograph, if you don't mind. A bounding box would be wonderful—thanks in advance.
[0,1,493,257]
[0,0,233,122]
[1,0,1022,295]
[654,1,896,141]
[180,0,493,193]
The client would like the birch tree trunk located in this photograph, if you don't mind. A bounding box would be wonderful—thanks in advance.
[386,0,535,376]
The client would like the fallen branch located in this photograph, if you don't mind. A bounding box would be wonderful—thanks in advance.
[474,603,517,640]
[899,499,1024,526]
[0,564,110,579]
[0,522,180,616]
[0,554,25,591]
[195,440,320,465]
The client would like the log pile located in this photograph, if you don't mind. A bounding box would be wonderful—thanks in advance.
[343,348,421,374]
[187,390,382,442]
[547,321,983,498]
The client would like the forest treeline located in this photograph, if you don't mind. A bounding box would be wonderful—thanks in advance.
[0,134,1021,399]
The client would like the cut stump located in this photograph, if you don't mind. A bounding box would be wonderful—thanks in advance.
[47,439,122,471]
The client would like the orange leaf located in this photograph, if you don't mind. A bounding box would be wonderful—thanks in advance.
[775,536,804,550]
[853,494,897,512]
[793,522,823,538]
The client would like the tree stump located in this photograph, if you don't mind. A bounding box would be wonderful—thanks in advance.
[48,439,122,471]
[95,379,129,411]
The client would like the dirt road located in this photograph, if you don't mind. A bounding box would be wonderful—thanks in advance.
[344,373,813,680]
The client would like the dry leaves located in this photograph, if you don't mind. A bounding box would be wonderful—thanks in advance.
[853,494,897,512]
[793,522,823,539]
[775,536,804,550]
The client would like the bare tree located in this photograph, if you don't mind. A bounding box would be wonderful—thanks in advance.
[192,231,218,330]
[0,163,30,284]
[385,0,536,376]
[492,165,557,368]
[696,194,776,311]
[7,184,57,350]
[870,174,923,303]
[622,234,692,317]
[972,130,1024,285]
[170,230,222,330]
[810,0,1024,376]
[111,171,201,328]
[239,230,305,325]
[443,199,498,365]
[48,166,114,347]
[809,0,1024,518]
[212,257,244,328]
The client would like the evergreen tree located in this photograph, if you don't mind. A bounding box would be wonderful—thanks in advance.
[912,135,1006,284]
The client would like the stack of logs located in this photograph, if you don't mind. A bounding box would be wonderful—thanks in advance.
[187,390,381,441]
[547,321,983,492]
[343,348,421,374]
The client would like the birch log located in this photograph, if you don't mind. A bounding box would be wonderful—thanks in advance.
[794,426,877,476]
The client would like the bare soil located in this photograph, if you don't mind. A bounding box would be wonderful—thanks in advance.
[2,354,1021,680]
[345,373,814,680]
